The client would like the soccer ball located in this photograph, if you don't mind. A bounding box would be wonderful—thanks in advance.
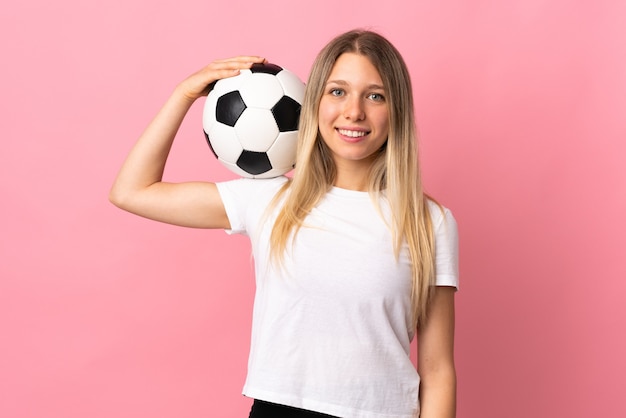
[202,63,306,178]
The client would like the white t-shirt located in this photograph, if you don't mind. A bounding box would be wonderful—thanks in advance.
[216,176,459,418]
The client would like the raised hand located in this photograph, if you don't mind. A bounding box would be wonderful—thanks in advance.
[176,56,267,102]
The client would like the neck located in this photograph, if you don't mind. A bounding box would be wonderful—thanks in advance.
[332,161,371,191]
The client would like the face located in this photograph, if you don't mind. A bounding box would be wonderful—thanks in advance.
[318,53,389,172]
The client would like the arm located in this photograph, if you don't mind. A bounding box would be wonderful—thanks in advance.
[109,56,266,228]
[417,286,457,418]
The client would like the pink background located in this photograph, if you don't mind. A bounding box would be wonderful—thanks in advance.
[2,1,625,417]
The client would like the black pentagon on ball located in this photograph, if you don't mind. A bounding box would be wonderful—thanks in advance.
[272,96,301,132]
[250,62,283,75]
[216,91,246,127]
[237,150,273,175]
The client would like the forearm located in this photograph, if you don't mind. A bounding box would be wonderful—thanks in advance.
[418,367,456,418]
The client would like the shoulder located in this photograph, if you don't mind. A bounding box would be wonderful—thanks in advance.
[427,198,460,287]
[216,176,289,199]
[216,176,290,234]
[426,198,456,230]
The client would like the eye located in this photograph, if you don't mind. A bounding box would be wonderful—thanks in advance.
[329,88,345,97]
[368,92,385,102]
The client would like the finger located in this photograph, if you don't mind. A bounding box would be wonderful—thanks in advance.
[209,57,267,71]
[213,55,266,64]
[202,58,265,78]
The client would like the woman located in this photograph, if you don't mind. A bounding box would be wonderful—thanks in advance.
[110,29,458,418]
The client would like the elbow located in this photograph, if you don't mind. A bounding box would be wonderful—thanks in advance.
[108,183,131,210]
[419,362,457,388]
[108,187,123,209]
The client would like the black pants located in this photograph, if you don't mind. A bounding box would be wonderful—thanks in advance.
[248,399,339,418]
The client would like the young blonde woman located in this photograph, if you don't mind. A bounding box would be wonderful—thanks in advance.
[110,29,459,418]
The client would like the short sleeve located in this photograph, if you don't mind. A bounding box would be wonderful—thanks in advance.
[216,176,288,236]
[216,179,249,234]
[429,202,460,289]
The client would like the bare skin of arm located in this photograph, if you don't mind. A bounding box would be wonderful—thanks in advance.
[417,286,457,418]
[109,56,266,228]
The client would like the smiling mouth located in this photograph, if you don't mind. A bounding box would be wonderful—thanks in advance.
[337,128,369,138]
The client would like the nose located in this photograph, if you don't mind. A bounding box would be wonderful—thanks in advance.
[343,96,365,121]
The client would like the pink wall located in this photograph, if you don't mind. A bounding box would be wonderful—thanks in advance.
[2,1,624,417]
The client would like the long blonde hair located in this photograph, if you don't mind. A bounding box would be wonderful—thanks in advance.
[269,29,437,328]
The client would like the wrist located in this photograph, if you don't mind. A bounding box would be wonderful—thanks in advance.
[171,84,200,106]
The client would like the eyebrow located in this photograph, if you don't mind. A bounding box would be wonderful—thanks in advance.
[326,80,386,90]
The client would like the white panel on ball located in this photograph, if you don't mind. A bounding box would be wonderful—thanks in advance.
[239,74,284,109]
[213,72,247,95]
[267,131,298,167]
[235,108,279,152]
[207,123,243,162]
[202,92,220,134]
[276,71,306,104]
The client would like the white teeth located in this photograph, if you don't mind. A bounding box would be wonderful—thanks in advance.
[338,129,367,138]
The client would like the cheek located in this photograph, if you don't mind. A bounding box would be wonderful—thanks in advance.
[317,101,336,134]
[375,111,390,136]
[318,100,331,123]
